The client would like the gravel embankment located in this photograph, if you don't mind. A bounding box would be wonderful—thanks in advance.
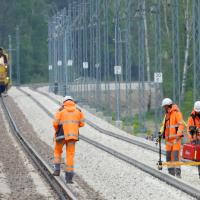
[0,99,57,200]
[7,87,196,200]
[0,162,11,199]
[35,86,200,185]
[4,91,104,200]
[37,86,165,150]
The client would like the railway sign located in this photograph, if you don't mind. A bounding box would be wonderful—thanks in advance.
[67,59,73,66]
[57,60,62,66]
[114,65,122,75]
[154,72,163,83]
[95,63,100,68]
[83,62,88,69]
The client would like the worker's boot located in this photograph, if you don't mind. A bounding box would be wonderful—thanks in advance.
[52,164,60,176]
[198,166,200,179]
[175,168,181,179]
[168,168,175,176]
[65,172,74,184]
[173,151,181,178]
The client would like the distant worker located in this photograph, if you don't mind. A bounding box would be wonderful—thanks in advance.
[160,98,185,178]
[187,101,200,142]
[52,96,85,183]
[0,47,8,66]
[187,101,200,177]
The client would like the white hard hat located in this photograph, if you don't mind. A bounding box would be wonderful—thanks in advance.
[63,95,73,103]
[194,101,200,112]
[161,98,173,107]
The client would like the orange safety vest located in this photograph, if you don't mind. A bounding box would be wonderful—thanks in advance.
[187,110,200,141]
[53,101,85,141]
[163,104,185,151]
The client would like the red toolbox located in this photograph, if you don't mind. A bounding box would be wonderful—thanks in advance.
[182,144,200,161]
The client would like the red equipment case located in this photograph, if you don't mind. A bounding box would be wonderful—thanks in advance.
[182,144,200,161]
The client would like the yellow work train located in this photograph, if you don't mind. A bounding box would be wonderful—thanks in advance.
[0,64,10,94]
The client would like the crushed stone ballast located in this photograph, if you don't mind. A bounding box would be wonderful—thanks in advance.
[15,87,200,199]
[0,96,78,200]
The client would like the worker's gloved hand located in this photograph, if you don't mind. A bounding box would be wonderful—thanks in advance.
[159,131,164,140]
[189,126,197,136]
[175,134,183,142]
[189,126,196,132]
[158,132,162,137]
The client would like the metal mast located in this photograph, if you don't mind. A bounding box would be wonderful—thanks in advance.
[171,0,180,105]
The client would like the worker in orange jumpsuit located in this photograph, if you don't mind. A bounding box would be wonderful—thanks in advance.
[187,101,200,178]
[161,98,185,177]
[52,95,85,183]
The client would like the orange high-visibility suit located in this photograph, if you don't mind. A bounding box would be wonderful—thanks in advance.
[53,100,85,172]
[187,111,200,141]
[187,110,200,177]
[163,104,185,176]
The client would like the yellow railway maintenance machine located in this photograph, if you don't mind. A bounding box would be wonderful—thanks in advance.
[0,64,9,94]
[0,51,10,95]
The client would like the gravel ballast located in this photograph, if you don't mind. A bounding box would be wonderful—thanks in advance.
[7,87,197,200]
[4,90,104,200]
[35,87,200,185]
[0,162,11,199]
[0,98,57,200]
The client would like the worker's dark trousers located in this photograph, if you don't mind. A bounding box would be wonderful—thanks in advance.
[192,140,200,177]
[166,150,181,176]
[198,166,200,178]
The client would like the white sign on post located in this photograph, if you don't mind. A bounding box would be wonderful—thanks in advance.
[154,72,163,83]
[67,59,73,66]
[95,63,100,68]
[114,65,122,75]
[57,60,62,66]
[83,62,88,69]
[48,65,52,70]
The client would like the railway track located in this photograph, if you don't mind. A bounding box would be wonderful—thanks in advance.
[16,87,200,199]
[0,95,78,200]
[32,87,166,155]
[34,88,194,166]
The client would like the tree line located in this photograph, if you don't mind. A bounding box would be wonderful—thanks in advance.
[0,0,196,115]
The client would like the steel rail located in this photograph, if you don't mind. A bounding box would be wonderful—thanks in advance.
[31,88,166,155]
[27,89,196,166]
[17,87,200,199]
[0,96,77,200]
